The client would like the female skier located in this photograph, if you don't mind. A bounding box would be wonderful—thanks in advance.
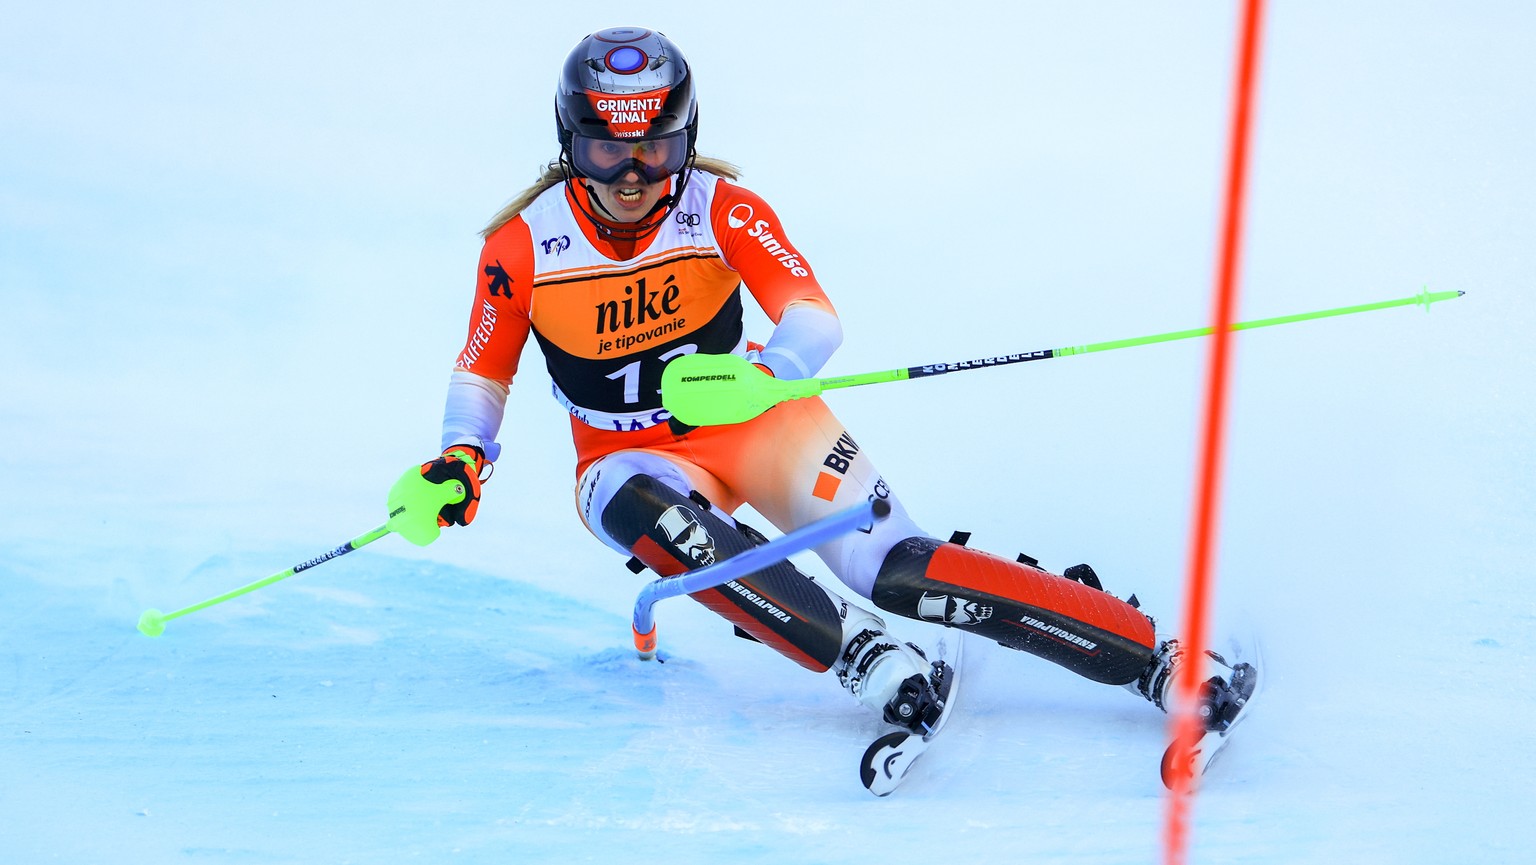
[413,27,1250,746]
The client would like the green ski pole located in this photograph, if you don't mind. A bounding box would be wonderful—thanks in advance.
[136,460,472,637]
[662,287,1464,427]
[136,525,392,637]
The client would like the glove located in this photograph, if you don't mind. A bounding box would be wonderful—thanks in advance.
[418,444,487,527]
[744,342,776,378]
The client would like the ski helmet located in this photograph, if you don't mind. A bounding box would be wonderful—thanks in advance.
[556,27,698,154]
[555,26,699,237]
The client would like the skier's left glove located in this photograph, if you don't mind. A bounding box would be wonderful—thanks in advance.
[744,342,776,378]
[418,444,488,527]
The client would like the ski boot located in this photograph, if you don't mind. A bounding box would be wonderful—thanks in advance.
[1133,638,1263,786]
[835,616,951,735]
[844,612,966,796]
[1129,638,1258,732]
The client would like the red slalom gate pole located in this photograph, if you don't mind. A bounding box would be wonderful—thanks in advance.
[1164,2,1266,864]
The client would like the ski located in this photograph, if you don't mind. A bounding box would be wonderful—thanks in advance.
[858,631,966,797]
[1159,642,1263,789]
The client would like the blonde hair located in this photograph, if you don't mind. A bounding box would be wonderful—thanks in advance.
[480,155,742,239]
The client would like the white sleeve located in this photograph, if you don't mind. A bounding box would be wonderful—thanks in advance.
[753,302,843,380]
[441,370,509,462]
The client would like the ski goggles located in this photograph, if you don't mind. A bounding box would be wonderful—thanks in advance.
[570,131,689,185]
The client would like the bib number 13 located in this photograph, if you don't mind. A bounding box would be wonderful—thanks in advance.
[605,344,698,404]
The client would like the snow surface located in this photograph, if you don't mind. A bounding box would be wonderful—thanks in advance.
[3,3,1533,863]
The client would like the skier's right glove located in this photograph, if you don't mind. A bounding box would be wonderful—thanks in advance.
[418,444,488,527]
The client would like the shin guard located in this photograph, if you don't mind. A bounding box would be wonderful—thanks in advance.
[600,475,844,672]
[873,537,1155,685]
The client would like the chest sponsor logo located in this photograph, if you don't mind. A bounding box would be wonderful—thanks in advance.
[593,273,688,356]
[541,235,571,255]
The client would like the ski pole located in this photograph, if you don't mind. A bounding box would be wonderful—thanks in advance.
[631,497,891,660]
[136,526,391,637]
[661,287,1465,427]
[136,461,471,637]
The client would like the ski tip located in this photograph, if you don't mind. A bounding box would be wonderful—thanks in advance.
[1160,733,1203,791]
[860,731,917,797]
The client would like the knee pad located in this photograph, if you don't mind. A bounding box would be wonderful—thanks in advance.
[600,474,844,672]
[871,537,1155,685]
[578,450,698,556]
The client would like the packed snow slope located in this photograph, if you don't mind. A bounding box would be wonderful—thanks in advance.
[3,3,1533,864]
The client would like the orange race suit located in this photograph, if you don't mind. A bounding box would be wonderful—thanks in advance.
[443,169,1157,683]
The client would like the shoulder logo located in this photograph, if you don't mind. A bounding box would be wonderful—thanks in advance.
[744,217,810,278]
[541,235,571,255]
[484,261,512,297]
[726,203,754,230]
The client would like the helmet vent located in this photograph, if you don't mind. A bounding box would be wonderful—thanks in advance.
[605,46,648,74]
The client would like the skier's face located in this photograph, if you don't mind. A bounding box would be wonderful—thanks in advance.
[587,169,669,223]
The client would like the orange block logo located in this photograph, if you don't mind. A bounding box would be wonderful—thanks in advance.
[811,472,842,502]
